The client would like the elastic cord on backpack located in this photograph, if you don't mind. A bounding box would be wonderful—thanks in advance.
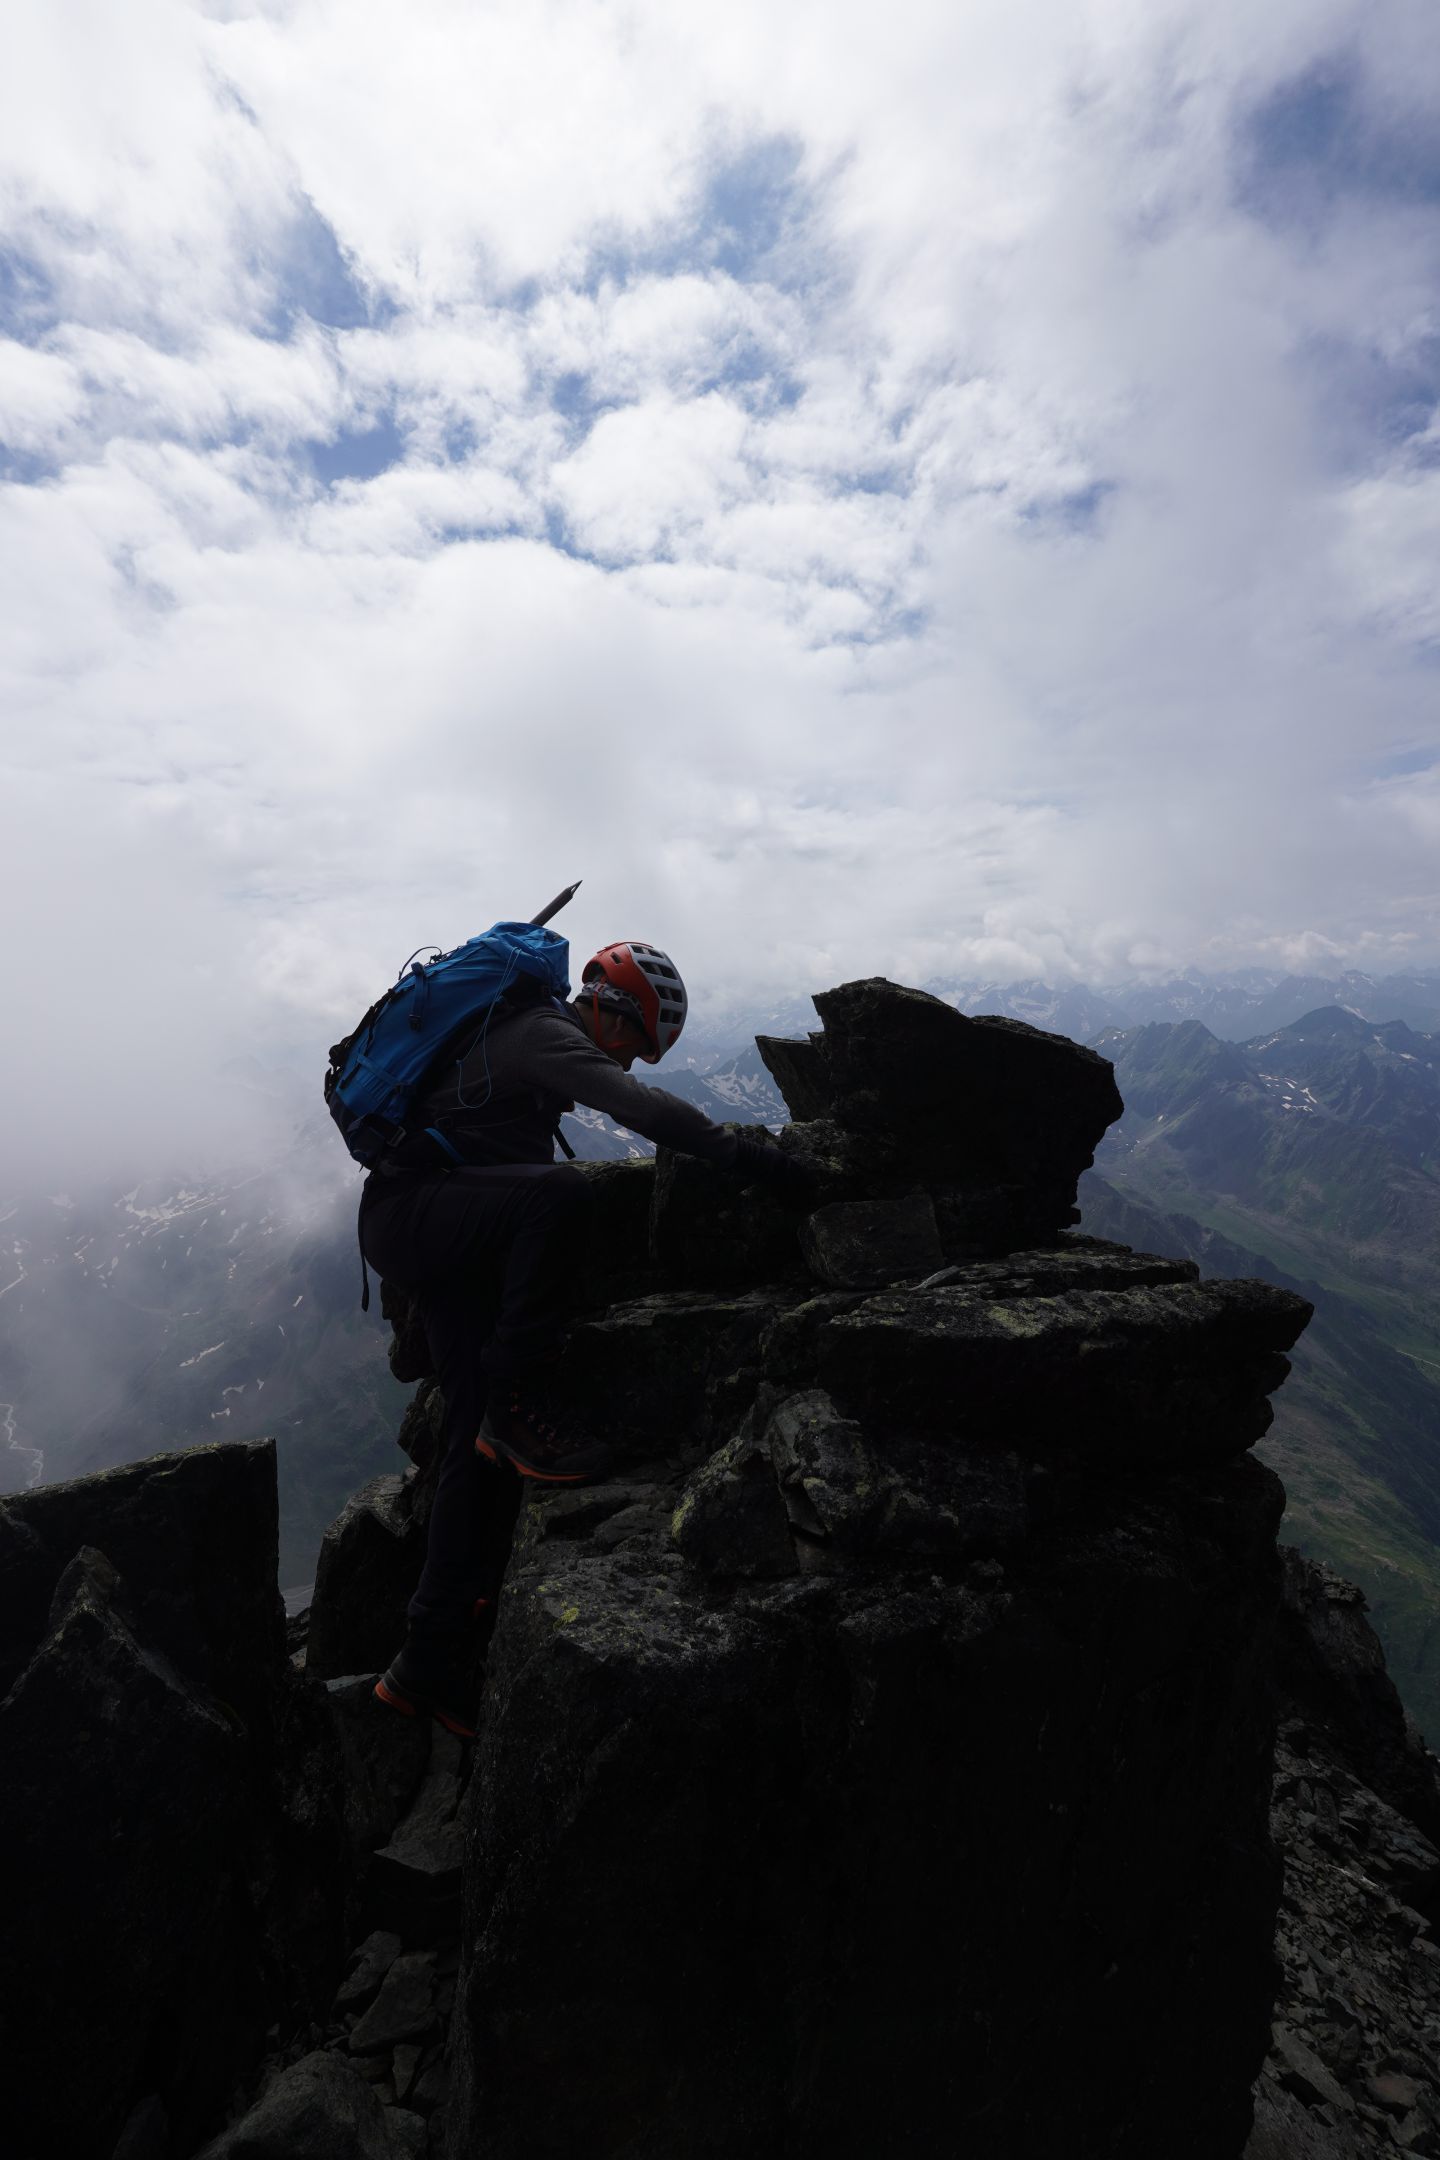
[397,944,442,977]
[453,942,521,1113]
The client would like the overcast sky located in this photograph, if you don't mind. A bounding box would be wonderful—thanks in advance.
[3,0,1439,1170]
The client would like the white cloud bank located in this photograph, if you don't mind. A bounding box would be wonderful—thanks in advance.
[1,0,1439,1174]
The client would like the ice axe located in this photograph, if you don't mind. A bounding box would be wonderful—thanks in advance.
[529,879,583,1163]
[531,880,581,928]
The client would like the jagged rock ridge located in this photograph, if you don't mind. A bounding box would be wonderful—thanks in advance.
[9,977,1438,2158]
[1246,1553,1440,2157]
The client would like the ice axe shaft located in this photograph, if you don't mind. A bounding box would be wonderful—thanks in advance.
[531,880,582,928]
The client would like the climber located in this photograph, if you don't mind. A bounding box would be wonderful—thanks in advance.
[360,938,813,1737]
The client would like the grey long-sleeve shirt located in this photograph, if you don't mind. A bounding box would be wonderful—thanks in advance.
[414,997,741,1169]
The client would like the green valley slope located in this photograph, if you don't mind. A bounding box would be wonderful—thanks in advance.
[1079,1008,1440,1737]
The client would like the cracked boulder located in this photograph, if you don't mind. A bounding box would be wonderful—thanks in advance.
[554,1287,801,1468]
[809,977,1123,1181]
[195,2050,398,2160]
[764,1387,1028,1560]
[452,1438,1286,2160]
[761,978,1125,1259]
[798,1193,944,1289]
[306,1467,436,1681]
[323,1676,432,1860]
[670,1428,797,1579]
[815,1275,1311,1468]
[367,1731,468,1945]
[0,1444,350,2160]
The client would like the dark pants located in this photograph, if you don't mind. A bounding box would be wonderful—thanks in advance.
[360,1162,591,1643]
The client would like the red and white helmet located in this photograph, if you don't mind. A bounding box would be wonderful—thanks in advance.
[582,941,688,1063]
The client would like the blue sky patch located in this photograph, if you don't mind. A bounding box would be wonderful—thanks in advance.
[543,501,604,567]
[702,137,807,281]
[1019,481,1115,535]
[263,200,396,340]
[444,417,479,463]
[1239,56,1440,228]
[1295,329,1440,474]
[580,133,826,303]
[828,598,930,650]
[536,367,625,451]
[551,371,592,420]
[1370,746,1438,780]
[0,442,55,486]
[306,413,406,484]
[696,334,805,414]
[0,247,58,343]
[844,462,907,498]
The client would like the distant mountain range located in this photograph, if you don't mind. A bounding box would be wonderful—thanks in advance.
[681,967,1440,1066]
[6,968,1439,1695]
[958,970,1440,1041]
[1076,1005,1440,1738]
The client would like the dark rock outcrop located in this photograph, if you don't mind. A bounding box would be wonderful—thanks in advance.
[798,1191,944,1287]
[324,1675,432,1861]
[195,2049,397,2160]
[649,1138,801,1288]
[305,1383,445,1682]
[0,1438,286,1713]
[817,1274,1301,1466]
[215,1734,469,2151]
[19,974,1423,2160]
[308,1473,432,1682]
[308,1472,425,1681]
[449,1225,1311,2160]
[757,976,1123,1262]
[306,979,1318,2158]
[0,1437,459,2160]
[1274,1547,1440,1854]
[1245,1555,1440,2158]
[0,1443,352,2160]
[366,1730,468,1947]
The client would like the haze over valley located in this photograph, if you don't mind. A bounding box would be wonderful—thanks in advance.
[7,960,1440,1734]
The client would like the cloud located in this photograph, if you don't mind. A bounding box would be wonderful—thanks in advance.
[2,0,1439,1181]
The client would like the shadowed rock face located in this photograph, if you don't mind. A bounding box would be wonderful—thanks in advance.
[459,1438,1288,2160]
[440,1011,1312,2160]
[304,1377,449,1684]
[1,976,1366,2160]
[447,1248,1307,2157]
[521,979,1135,1307]
[1244,1557,1440,2158]
[755,976,1126,1267]
[805,977,1123,1182]
[0,1442,356,2160]
[1273,1549,1440,1856]
[0,1438,459,2160]
[0,1440,286,1715]
[344,977,1315,2159]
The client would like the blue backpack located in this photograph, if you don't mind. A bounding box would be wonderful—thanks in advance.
[324,920,572,1173]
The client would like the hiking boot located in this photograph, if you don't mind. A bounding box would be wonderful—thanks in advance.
[374,1636,481,1739]
[476,1387,613,1484]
